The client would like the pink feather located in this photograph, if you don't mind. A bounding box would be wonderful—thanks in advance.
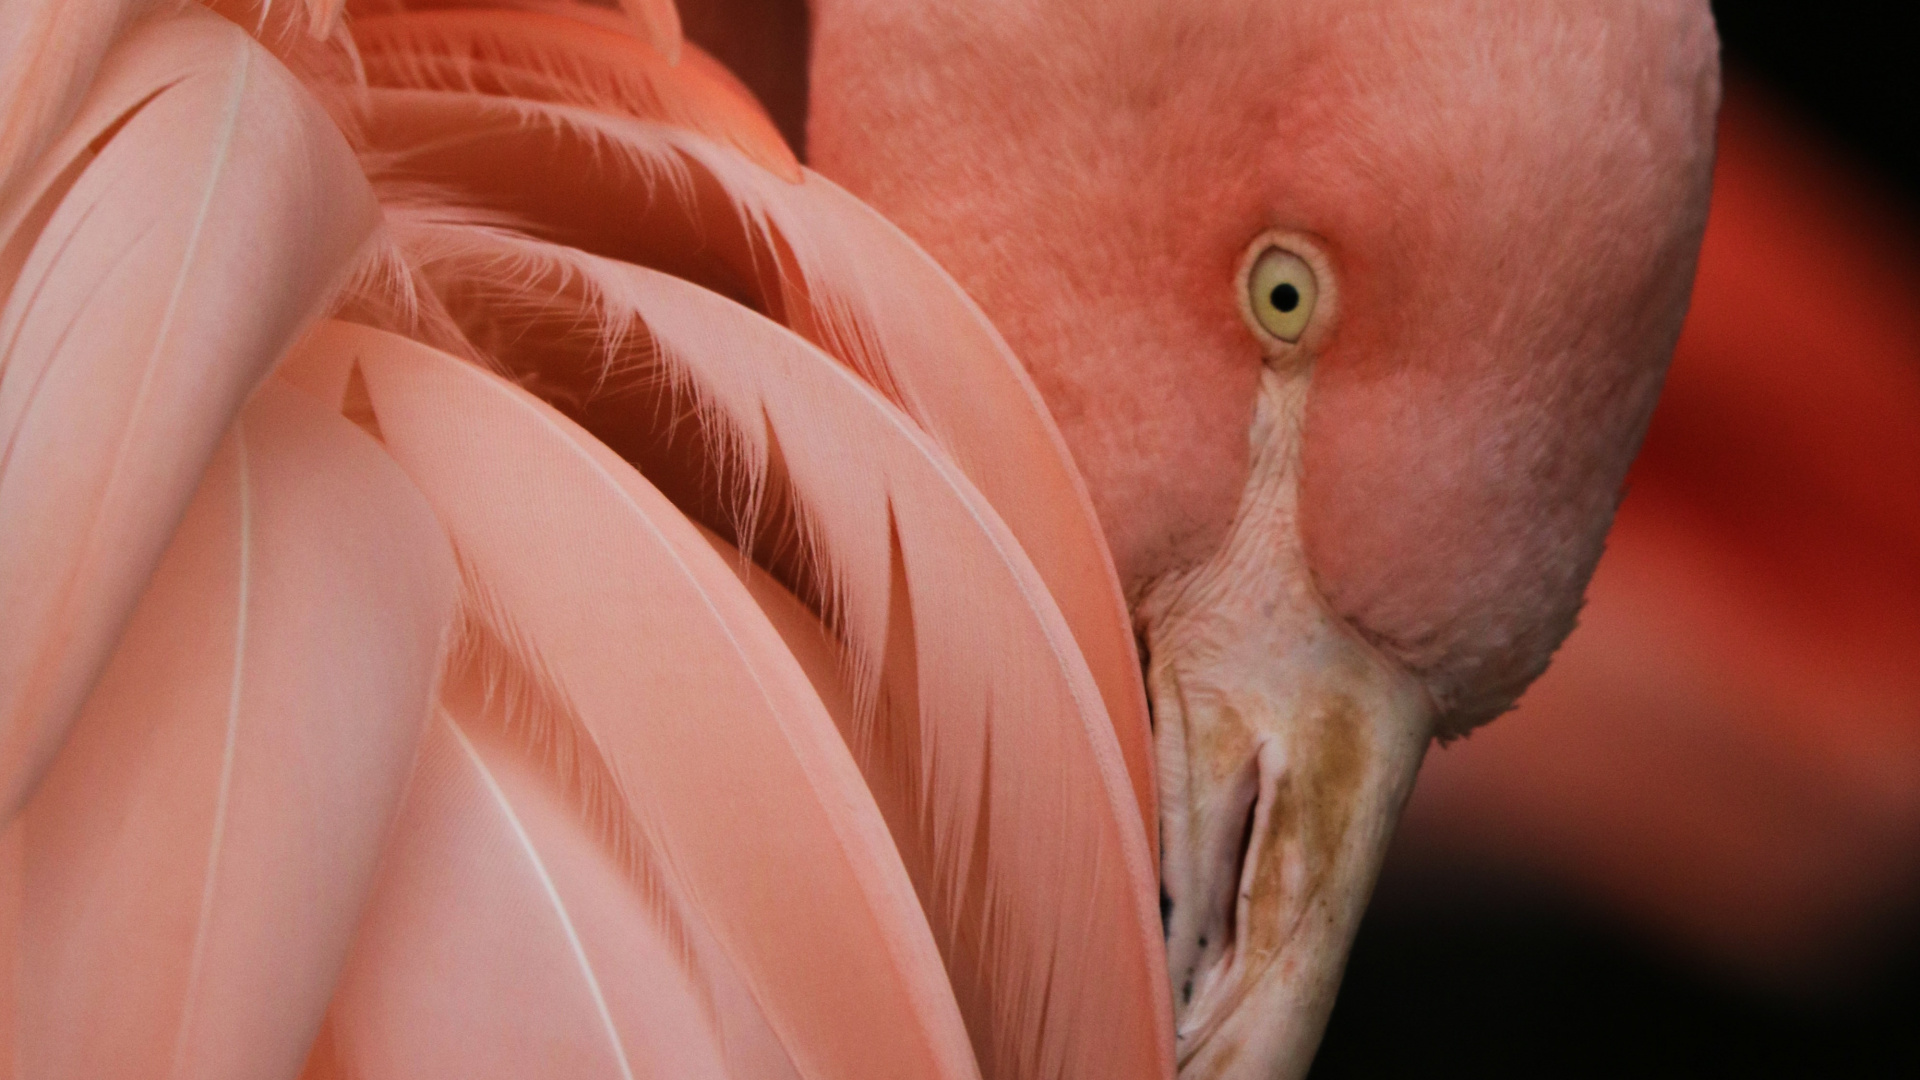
[345,0,684,68]
[0,0,165,209]
[353,76,1158,852]
[371,224,1175,1079]
[314,701,746,1080]
[351,6,797,178]
[15,378,455,1079]
[299,318,983,1080]
[2,4,1188,1075]
[0,8,378,819]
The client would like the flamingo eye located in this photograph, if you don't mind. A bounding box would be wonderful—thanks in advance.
[1245,246,1319,345]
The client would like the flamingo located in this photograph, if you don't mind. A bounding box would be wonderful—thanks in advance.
[0,2,1719,1078]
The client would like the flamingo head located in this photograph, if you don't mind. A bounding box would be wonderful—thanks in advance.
[807,1,1720,1075]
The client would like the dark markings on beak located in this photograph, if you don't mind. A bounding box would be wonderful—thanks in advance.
[1244,694,1368,958]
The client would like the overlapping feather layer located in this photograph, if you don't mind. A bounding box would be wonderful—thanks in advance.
[0,3,1172,1078]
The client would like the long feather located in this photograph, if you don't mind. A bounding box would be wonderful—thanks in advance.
[0,0,163,210]
[384,228,1176,1080]
[0,9,380,819]
[299,495,798,1079]
[15,378,456,1080]
[201,0,348,42]
[0,4,198,291]
[298,318,982,1080]
[315,696,754,1080]
[697,524,859,733]
[351,7,798,178]
[356,84,1158,846]
[690,524,1188,1078]
[197,1,370,139]
[344,0,682,68]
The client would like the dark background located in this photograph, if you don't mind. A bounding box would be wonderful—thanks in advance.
[1710,1,1918,204]
[1310,872,1920,1078]
[1309,6,1920,1076]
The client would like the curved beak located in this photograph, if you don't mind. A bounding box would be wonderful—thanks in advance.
[1141,369,1434,1079]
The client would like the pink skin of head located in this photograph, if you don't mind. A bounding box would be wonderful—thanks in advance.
[806,0,1720,733]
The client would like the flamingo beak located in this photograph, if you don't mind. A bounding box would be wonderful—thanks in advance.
[1142,369,1435,1080]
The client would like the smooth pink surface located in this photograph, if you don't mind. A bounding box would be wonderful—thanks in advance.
[19,380,454,1078]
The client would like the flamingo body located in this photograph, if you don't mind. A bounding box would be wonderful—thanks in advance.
[0,3,1730,1078]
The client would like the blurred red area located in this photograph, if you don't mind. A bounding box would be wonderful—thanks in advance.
[1393,80,1920,981]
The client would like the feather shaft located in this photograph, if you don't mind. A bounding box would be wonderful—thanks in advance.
[358,88,1156,839]
[307,318,981,1080]
[17,378,456,1080]
[385,233,1176,1080]
[0,10,379,819]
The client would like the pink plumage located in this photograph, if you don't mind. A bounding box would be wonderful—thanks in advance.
[1,2,1743,1078]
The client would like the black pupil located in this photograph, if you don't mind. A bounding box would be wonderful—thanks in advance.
[1269,283,1301,313]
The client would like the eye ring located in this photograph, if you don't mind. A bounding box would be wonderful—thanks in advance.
[1236,230,1336,357]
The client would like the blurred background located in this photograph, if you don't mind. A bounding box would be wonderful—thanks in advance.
[1310,4,1920,1076]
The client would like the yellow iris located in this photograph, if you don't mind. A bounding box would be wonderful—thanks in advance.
[1247,246,1318,344]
